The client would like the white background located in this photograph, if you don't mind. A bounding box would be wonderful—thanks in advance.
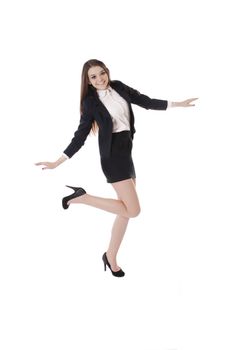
[0,0,233,349]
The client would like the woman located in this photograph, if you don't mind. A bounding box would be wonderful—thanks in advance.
[36,59,197,277]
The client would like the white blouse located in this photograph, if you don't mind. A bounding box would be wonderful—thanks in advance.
[97,86,131,133]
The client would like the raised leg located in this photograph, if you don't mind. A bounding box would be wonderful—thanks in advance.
[67,178,140,218]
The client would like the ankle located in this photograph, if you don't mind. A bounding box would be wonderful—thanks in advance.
[106,250,117,262]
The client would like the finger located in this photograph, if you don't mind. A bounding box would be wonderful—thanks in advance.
[185,98,197,104]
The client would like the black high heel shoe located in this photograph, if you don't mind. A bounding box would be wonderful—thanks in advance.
[62,185,86,209]
[102,252,125,277]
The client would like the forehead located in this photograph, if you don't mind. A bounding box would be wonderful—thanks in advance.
[88,66,105,76]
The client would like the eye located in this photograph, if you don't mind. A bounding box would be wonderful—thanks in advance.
[101,71,106,75]
[91,76,96,80]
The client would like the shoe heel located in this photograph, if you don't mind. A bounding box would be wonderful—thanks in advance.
[102,253,107,271]
[66,185,79,191]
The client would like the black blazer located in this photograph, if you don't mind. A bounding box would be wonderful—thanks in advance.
[63,80,168,159]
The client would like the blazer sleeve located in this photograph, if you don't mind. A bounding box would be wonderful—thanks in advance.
[120,81,168,110]
[63,99,94,158]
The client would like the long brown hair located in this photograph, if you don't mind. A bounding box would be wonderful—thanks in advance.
[80,59,111,134]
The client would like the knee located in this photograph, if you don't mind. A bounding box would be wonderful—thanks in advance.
[128,205,141,218]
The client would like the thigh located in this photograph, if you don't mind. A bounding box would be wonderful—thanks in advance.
[111,178,140,215]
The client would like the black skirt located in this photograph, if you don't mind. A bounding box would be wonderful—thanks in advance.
[100,131,136,183]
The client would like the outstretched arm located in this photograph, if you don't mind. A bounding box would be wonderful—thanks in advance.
[118,81,198,110]
[35,99,94,170]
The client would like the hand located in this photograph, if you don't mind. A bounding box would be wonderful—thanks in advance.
[35,155,68,170]
[173,98,199,107]
[35,161,58,170]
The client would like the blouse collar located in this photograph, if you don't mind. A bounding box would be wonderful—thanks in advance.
[97,86,113,98]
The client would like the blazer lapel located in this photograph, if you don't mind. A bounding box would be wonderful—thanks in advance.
[90,89,113,123]
[109,81,131,103]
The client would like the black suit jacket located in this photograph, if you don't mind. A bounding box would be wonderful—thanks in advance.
[63,80,168,159]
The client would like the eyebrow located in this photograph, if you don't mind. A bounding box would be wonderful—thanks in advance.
[90,70,105,77]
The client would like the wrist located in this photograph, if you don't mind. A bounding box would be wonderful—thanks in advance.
[171,101,180,107]
[55,155,68,167]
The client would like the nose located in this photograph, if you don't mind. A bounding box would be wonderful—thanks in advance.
[97,76,104,84]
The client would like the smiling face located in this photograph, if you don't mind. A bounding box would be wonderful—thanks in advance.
[88,65,109,90]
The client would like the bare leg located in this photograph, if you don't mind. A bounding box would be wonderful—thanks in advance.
[106,178,137,271]
[68,178,140,218]
[67,178,139,272]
